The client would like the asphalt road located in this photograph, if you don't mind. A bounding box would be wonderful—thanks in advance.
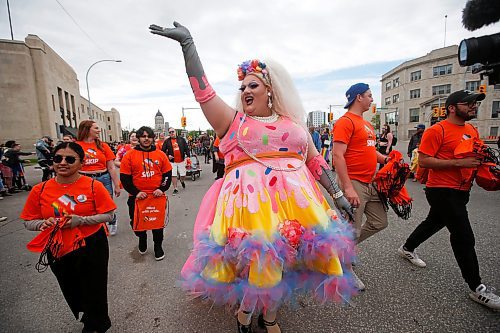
[0,151,499,333]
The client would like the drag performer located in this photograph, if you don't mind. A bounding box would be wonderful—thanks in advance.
[21,142,116,332]
[150,22,356,333]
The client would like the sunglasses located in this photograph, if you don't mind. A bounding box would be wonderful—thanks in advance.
[169,131,175,133]
[53,155,78,164]
[457,101,481,107]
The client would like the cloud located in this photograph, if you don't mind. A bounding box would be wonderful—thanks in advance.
[1,0,498,131]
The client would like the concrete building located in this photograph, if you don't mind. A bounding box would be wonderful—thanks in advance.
[380,45,500,140]
[0,35,122,148]
[307,110,326,128]
[154,110,169,137]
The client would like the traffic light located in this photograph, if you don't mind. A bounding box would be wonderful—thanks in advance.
[478,84,487,94]
[328,113,333,122]
[371,104,377,114]
[181,116,187,128]
[439,106,446,117]
[432,107,439,118]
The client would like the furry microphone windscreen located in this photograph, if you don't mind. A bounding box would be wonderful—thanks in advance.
[462,0,500,31]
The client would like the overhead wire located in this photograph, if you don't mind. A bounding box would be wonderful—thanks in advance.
[54,0,113,58]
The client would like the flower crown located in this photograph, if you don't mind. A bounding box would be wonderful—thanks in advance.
[237,59,269,82]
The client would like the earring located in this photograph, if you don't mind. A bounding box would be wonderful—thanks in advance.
[267,92,273,109]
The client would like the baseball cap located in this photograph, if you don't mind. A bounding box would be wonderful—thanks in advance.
[344,83,370,109]
[415,124,425,129]
[445,90,485,110]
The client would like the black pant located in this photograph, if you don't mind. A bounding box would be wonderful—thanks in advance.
[50,227,111,332]
[127,196,163,244]
[404,187,481,290]
[38,160,53,181]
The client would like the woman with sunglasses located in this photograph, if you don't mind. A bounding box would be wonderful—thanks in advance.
[21,142,117,333]
[150,22,356,333]
[76,120,121,235]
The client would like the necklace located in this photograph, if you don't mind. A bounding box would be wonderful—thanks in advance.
[54,175,81,187]
[247,112,279,123]
[236,114,307,172]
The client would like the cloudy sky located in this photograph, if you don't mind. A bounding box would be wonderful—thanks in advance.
[1,0,498,131]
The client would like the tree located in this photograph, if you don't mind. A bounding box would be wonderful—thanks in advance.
[371,114,380,130]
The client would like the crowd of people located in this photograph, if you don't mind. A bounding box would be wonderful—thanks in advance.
[1,21,497,333]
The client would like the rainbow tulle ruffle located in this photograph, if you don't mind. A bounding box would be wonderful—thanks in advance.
[181,218,357,313]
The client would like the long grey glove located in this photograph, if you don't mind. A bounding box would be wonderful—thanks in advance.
[149,21,216,103]
[318,166,354,222]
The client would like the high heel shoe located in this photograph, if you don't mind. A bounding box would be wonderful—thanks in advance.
[257,314,280,332]
[237,318,253,333]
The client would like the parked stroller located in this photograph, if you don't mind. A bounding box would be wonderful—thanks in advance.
[185,155,201,181]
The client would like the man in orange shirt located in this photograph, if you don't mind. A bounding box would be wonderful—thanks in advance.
[212,136,225,180]
[333,83,389,291]
[120,126,172,260]
[162,127,189,194]
[398,90,499,310]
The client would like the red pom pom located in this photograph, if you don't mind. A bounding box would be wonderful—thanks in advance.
[278,219,304,249]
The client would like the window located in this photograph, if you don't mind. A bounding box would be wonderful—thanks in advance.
[51,95,55,111]
[385,111,397,125]
[108,125,111,130]
[494,84,500,90]
[385,81,391,91]
[107,116,111,122]
[410,70,421,82]
[409,108,419,122]
[392,94,400,103]
[492,101,500,118]
[465,81,480,92]
[466,63,481,73]
[432,84,451,96]
[385,97,391,105]
[433,64,452,76]
[490,127,499,137]
[410,89,420,99]
[393,77,400,88]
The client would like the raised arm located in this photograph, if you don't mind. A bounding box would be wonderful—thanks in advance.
[149,22,235,137]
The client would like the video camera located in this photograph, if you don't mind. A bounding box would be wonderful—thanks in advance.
[458,0,500,85]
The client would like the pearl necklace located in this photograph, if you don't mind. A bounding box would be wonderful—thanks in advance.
[247,112,279,123]
[236,113,308,172]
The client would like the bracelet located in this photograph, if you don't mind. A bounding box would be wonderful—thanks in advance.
[332,190,344,199]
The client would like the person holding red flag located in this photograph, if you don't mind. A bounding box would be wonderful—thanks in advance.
[120,126,172,261]
[398,90,500,310]
[21,141,116,333]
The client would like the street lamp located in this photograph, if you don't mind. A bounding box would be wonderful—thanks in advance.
[85,59,121,118]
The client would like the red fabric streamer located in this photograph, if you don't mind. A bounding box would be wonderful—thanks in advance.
[372,150,413,219]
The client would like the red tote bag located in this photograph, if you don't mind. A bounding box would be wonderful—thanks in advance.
[133,195,167,231]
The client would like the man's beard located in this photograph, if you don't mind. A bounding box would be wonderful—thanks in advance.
[456,108,476,121]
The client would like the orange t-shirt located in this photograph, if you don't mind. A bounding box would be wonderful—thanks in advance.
[76,141,115,172]
[171,138,183,163]
[20,176,117,236]
[213,137,224,160]
[333,112,377,183]
[120,148,172,192]
[419,120,479,191]
[155,139,164,151]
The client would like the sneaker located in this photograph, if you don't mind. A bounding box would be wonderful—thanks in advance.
[138,236,147,255]
[108,224,117,236]
[181,181,186,189]
[0,217,7,222]
[469,284,500,310]
[398,245,426,268]
[352,271,366,291]
[154,244,165,261]
[173,189,179,194]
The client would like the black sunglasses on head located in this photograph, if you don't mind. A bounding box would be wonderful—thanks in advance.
[53,155,78,164]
